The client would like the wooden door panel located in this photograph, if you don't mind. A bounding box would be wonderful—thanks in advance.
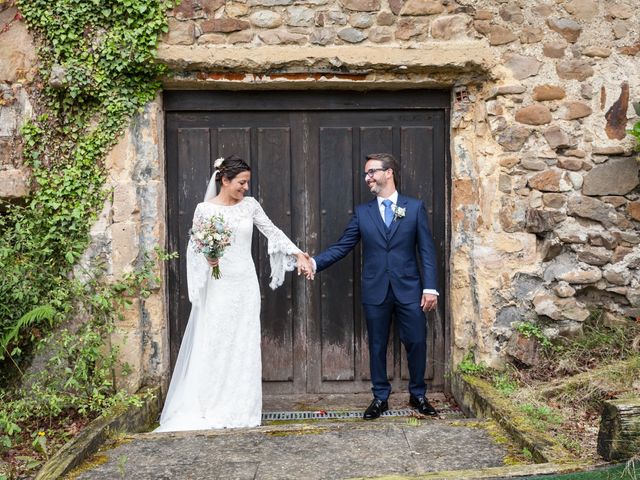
[217,127,251,162]
[318,127,356,382]
[255,127,295,382]
[169,128,211,367]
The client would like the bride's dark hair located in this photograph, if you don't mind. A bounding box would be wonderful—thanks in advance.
[217,155,251,183]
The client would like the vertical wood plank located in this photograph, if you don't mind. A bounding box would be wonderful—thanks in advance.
[171,127,211,369]
[256,126,295,382]
[319,127,356,382]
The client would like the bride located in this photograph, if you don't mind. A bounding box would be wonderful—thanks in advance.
[156,155,312,432]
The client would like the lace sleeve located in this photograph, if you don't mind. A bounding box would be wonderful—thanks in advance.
[186,203,210,303]
[250,198,301,290]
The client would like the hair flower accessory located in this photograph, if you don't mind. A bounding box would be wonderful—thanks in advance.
[392,205,406,222]
[214,157,225,169]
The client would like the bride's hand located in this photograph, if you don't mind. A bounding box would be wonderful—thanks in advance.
[206,257,219,267]
[296,252,314,280]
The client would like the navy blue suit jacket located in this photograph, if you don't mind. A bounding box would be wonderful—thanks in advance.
[314,194,438,305]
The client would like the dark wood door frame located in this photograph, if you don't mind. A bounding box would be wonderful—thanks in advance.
[164,90,452,394]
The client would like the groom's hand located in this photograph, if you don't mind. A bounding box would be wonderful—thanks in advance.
[421,293,437,312]
[296,252,315,280]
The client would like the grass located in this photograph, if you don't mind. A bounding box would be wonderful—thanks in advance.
[467,315,640,463]
[519,459,639,479]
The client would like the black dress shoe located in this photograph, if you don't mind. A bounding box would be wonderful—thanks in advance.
[363,398,389,420]
[409,395,438,416]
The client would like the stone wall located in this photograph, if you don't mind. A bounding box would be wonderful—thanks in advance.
[159,0,640,368]
[0,1,168,392]
[0,1,35,198]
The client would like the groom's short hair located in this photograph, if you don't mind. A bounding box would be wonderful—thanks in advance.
[366,153,399,187]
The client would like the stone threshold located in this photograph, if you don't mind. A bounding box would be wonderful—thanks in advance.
[451,372,577,464]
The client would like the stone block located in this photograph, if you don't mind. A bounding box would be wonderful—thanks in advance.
[564,0,598,20]
[582,157,639,196]
[430,14,471,40]
[368,26,393,43]
[568,195,620,228]
[310,27,336,45]
[488,25,517,45]
[200,18,250,33]
[627,201,640,221]
[515,104,552,125]
[543,193,566,209]
[533,293,589,321]
[395,18,423,40]
[287,7,315,27]
[556,59,594,81]
[543,42,566,58]
[556,265,603,284]
[111,221,140,276]
[376,11,396,26]
[228,31,254,44]
[251,10,282,28]
[0,167,29,198]
[226,3,249,18]
[547,17,582,43]
[400,0,444,15]
[496,126,530,151]
[603,264,631,286]
[0,10,37,83]
[170,0,208,20]
[342,0,381,12]
[557,157,583,171]
[554,281,576,298]
[561,101,592,120]
[164,19,195,45]
[349,12,373,28]
[583,46,611,58]
[499,4,523,24]
[337,27,367,42]
[249,0,293,5]
[520,26,543,44]
[576,246,612,266]
[503,53,542,80]
[533,85,566,101]
[112,182,140,223]
[499,196,527,233]
[197,33,226,44]
[506,333,541,367]
[606,3,634,19]
[528,168,572,192]
[544,125,574,149]
[259,30,307,44]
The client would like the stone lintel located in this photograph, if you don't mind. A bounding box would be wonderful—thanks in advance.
[158,42,496,87]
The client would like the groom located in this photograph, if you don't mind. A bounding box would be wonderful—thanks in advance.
[311,153,439,419]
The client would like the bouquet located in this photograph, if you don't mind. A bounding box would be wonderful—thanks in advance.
[189,214,232,279]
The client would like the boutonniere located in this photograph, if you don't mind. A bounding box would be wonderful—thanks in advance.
[392,206,406,222]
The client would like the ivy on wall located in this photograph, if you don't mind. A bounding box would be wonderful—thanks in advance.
[0,0,174,368]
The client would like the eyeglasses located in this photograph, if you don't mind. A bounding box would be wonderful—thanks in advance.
[362,168,388,178]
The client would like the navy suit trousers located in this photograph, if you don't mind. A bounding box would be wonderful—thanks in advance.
[363,286,427,401]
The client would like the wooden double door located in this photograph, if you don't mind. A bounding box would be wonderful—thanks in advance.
[165,90,450,394]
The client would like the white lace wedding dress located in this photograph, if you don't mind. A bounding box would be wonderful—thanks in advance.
[155,196,300,432]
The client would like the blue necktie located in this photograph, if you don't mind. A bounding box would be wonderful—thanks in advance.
[382,199,393,228]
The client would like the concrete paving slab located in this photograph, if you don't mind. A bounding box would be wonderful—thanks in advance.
[73,418,509,480]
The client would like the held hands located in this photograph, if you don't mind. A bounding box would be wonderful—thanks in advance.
[296,252,315,280]
[206,257,219,267]
[421,293,437,312]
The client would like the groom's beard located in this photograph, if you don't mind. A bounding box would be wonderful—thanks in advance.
[367,179,383,195]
